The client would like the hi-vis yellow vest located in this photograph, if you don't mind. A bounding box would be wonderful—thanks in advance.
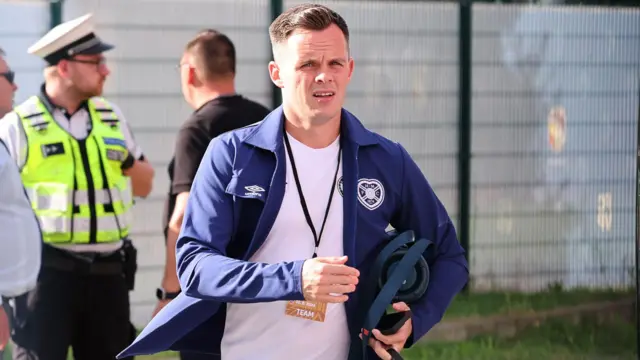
[14,96,133,244]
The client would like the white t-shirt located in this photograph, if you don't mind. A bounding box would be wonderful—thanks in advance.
[221,133,350,360]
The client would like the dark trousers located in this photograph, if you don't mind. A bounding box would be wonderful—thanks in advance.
[8,246,132,360]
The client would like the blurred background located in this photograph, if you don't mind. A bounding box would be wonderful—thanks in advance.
[1,0,639,358]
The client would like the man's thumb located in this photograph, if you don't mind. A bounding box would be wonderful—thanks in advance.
[316,255,348,264]
[392,302,410,312]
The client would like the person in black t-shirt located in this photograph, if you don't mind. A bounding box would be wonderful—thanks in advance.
[154,29,270,360]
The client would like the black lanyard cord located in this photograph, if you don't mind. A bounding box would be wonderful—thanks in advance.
[283,133,342,258]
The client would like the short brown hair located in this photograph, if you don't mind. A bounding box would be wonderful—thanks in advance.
[184,29,236,81]
[269,4,349,49]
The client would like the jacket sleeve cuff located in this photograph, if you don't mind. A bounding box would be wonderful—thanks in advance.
[404,312,420,348]
[293,260,306,300]
[404,309,434,349]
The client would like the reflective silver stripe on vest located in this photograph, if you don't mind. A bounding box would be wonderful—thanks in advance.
[31,191,69,212]
[38,211,132,235]
[18,97,41,117]
[27,188,132,209]
[74,188,131,206]
[92,97,110,109]
[18,98,49,129]
[27,114,48,127]
[16,98,49,128]
[109,187,133,207]
[98,111,118,121]
[92,98,118,121]
[74,189,107,205]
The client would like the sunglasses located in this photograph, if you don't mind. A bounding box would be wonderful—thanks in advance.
[0,70,15,84]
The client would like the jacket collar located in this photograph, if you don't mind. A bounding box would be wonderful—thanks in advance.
[241,105,379,152]
[37,83,89,117]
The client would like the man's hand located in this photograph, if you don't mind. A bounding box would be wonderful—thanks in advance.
[123,157,154,198]
[151,299,171,319]
[0,307,9,351]
[301,256,359,303]
[364,302,413,360]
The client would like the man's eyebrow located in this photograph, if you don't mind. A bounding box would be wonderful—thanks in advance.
[298,57,347,64]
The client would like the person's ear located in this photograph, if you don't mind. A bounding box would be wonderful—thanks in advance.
[187,66,198,86]
[268,61,284,88]
[56,61,69,78]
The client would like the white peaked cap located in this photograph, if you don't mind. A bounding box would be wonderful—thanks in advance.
[27,13,114,65]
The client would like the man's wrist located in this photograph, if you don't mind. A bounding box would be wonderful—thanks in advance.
[295,260,306,300]
[121,152,135,170]
[403,314,417,348]
[156,287,181,300]
[159,278,181,295]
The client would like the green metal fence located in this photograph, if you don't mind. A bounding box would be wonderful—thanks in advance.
[2,0,639,303]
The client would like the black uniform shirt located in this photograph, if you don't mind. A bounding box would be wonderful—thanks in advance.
[162,95,271,240]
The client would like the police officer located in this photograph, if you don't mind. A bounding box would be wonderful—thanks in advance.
[0,13,155,360]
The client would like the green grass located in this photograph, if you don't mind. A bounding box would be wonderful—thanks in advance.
[134,288,637,359]
[3,288,634,360]
[402,316,637,360]
[443,287,634,319]
[137,315,638,360]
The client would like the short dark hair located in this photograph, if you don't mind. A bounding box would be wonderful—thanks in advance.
[184,29,236,81]
[269,4,350,49]
[0,47,5,56]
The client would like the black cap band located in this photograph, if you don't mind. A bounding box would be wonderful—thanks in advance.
[44,32,113,65]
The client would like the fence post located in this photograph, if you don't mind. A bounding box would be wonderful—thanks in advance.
[49,0,63,29]
[635,79,640,360]
[458,0,472,294]
[270,0,283,109]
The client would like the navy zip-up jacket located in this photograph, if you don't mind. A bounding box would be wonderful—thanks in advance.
[117,106,469,358]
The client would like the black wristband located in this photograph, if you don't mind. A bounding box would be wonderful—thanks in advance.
[156,288,181,300]
[121,152,135,170]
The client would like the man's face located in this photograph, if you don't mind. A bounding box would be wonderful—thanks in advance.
[63,54,110,98]
[0,56,17,117]
[269,24,354,126]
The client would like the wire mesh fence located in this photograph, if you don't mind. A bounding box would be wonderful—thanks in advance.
[1,0,639,328]
[469,4,639,291]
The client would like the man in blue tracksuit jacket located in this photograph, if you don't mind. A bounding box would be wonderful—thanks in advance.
[119,4,468,360]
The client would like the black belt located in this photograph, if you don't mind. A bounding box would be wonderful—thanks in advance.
[42,245,124,275]
[350,230,434,360]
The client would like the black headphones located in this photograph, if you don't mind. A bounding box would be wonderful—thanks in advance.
[354,229,435,360]
[377,230,431,304]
